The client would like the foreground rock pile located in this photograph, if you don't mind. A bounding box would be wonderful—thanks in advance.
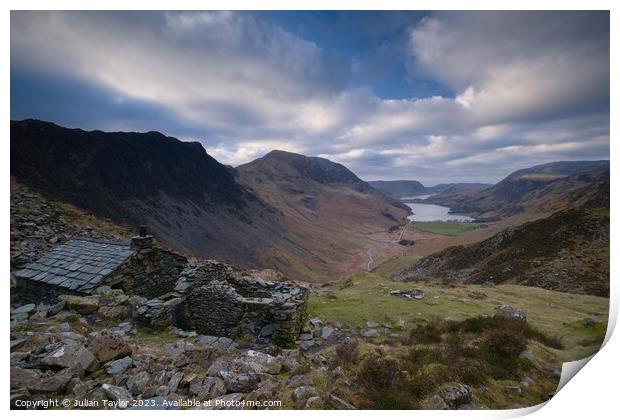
[10,286,358,410]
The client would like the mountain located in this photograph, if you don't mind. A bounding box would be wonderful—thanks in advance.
[425,161,610,220]
[369,180,491,199]
[236,150,410,281]
[392,183,610,297]
[11,120,409,283]
[424,182,492,194]
[368,180,426,198]
[10,119,288,269]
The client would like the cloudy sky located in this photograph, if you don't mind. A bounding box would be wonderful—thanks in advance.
[11,11,609,184]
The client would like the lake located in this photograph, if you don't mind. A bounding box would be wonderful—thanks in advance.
[402,195,474,222]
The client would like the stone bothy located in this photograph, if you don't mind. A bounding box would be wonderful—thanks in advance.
[13,235,309,348]
[133,260,309,347]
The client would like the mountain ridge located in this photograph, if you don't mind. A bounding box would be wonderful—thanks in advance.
[10,119,409,283]
[424,160,610,219]
[392,183,610,297]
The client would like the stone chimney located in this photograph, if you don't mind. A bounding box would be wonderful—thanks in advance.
[131,224,154,251]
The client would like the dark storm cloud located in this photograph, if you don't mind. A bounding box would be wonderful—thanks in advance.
[10,11,609,185]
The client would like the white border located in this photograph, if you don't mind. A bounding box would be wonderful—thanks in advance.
[3,2,617,419]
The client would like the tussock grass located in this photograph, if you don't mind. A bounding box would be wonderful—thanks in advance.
[343,315,564,409]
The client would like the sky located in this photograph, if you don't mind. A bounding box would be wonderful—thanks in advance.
[10,11,610,185]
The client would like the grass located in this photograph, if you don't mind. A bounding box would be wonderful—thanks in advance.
[413,221,483,236]
[309,271,608,363]
[57,201,130,239]
[330,316,566,409]
[372,255,420,278]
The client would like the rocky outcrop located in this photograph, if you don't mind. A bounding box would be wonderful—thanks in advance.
[495,304,527,323]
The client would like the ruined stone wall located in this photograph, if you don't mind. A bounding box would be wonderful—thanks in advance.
[226,275,273,298]
[133,296,185,331]
[171,261,309,347]
[126,256,309,348]
[175,281,245,336]
[271,292,309,347]
[108,248,187,299]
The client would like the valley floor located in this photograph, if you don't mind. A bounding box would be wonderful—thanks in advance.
[355,208,565,281]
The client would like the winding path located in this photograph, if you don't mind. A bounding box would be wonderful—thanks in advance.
[367,247,374,271]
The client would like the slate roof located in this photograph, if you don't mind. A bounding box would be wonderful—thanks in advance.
[14,239,135,294]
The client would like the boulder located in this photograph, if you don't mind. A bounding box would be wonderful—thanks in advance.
[242,350,282,374]
[278,349,301,373]
[329,394,356,409]
[29,370,74,393]
[105,356,133,375]
[47,300,65,316]
[72,380,99,399]
[361,328,379,338]
[10,352,29,366]
[127,371,151,395]
[156,385,170,396]
[12,303,36,315]
[439,384,471,409]
[300,340,316,351]
[321,326,335,339]
[222,371,260,393]
[206,355,264,392]
[309,318,322,328]
[11,367,73,393]
[293,385,318,409]
[195,377,227,400]
[10,367,41,389]
[521,377,536,389]
[98,305,129,322]
[168,372,184,393]
[59,295,100,314]
[304,396,323,409]
[247,379,279,401]
[583,317,596,328]
[507,386,522,394]
[41,341,97,372]
[87,331,132,363]
[102,384,132,407]
[495,304,527,323]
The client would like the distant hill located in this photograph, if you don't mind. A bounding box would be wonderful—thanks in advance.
[424,183,492,194]
[368,180,426,198]
[236,150,410,281]
[425,161,610,219]
[392,183,610,297]
[369,180,491,199]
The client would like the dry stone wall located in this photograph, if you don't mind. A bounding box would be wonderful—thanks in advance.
[140,259,310,347]
[108,248,187,298]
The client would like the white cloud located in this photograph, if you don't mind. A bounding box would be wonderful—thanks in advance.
[11,11,609,184]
